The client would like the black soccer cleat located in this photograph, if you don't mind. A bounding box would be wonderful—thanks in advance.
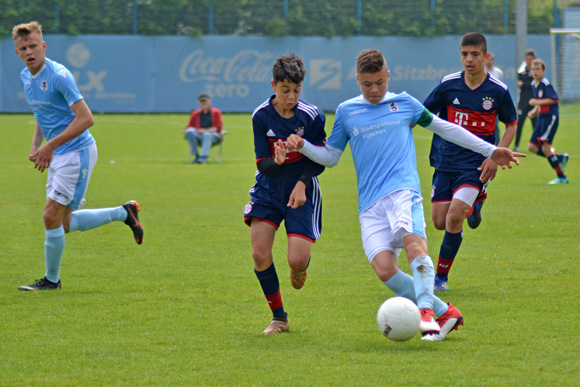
[18,277,62,291]
[123,200,144,244]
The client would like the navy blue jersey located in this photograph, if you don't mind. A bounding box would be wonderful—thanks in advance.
[250,96,326,205]
[532,78,559,116]
[252,96,326,179]
[424,71,517,172]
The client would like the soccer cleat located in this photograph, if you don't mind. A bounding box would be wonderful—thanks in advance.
[290,267,307,290]
[434,275,450,292]
[548,176,569,185]
[467,200,484,229]
[559,154,569,173]
[421,303,464,342]
[18,277,61,291]
[419,308,440,336]
[262,318,290,335]
[123,200,144,244]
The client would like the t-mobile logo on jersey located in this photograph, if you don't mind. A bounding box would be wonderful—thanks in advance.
[454,112,469,126]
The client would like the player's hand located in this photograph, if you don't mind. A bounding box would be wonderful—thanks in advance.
[288,181,307,209]
[477,158,498,182]
[528,108,537,119]
[286,134,304,152]
[528,98,538,106]
[32,143,55,172]
[486,147,527,173]
[274,139,287,165]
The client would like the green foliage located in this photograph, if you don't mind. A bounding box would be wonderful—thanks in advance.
[1,104,579,384]
[0,0,559,38]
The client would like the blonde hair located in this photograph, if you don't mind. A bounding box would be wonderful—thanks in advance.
[12,21,43,42]
[532,58,546,71]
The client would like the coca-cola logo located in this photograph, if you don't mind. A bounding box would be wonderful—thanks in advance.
[179,50,273,83]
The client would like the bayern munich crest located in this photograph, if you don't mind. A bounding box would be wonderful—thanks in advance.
[244,202,253,214]
[482,98,493,110]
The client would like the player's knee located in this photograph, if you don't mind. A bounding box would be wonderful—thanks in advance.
[528,143,537,153]
[432,218,446,230]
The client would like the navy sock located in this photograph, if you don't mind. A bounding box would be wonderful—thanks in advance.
[436,230,463,280]
[537,148,545,157]
[255,263,287,319]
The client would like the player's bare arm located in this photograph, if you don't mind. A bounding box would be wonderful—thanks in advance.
[478,122,518,181]
[29,123,44,162]
[32,99,94,172]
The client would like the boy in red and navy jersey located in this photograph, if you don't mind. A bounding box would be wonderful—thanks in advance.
[244,53,326,335]
[424,32,519,292]
[527,58,569,185]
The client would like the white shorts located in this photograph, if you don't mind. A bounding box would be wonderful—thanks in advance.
[359,189,427,263]
[46,143,97,210]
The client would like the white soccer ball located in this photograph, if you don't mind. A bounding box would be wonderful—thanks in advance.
[376,297,421,342]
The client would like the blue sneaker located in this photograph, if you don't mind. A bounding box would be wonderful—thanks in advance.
[548,176,569,185]
[467,200,484,229]
[559,154,569,173]
[434,275,450,292]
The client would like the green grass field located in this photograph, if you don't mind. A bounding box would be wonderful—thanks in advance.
[1,104,579,385]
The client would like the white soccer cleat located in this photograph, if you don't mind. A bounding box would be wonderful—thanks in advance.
[419,308,440,336]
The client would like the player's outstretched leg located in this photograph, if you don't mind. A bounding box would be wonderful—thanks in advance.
[123,200,144,244]
[18,277,62,291]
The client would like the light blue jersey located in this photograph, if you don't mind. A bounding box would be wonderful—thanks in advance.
[328,92,426,213]
[20,58,94,156]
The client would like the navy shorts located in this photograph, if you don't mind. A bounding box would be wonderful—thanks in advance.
[244,177,322,242]
[431,169,487,204]
[530,114,559,146]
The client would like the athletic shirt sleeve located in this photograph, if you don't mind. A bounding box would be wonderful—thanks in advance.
[53,64,83,106]
[497,88,518,125]
[252,108,271,162]
[326,103,350,152]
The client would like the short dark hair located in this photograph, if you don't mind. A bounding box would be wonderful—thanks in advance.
[460,32,487,54]
[356,49,386,74]
[198,93,210,101]
[525,49,537,58]
[272,53,306,84]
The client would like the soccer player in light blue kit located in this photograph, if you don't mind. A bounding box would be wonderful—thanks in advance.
[13,21,144,291]
[287,49,524,341]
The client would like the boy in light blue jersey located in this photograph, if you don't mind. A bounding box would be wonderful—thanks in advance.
[287,49,525,341]
[13,21,144,291]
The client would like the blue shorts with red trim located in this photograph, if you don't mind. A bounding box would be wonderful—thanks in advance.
[243,177,322,242]
[431,169,487,203]
[530,114,559,146]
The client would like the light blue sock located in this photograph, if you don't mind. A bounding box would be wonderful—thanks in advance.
[383,269,448,316]
[45,226,65,283]
[410,256,435,310]
[69,206,127,232]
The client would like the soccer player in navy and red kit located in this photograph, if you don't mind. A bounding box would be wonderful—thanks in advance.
[424,32,519,292]
[527,58,569,184]
[244,54,326,335]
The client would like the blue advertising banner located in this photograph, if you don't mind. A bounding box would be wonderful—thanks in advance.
[1,34,550,113]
